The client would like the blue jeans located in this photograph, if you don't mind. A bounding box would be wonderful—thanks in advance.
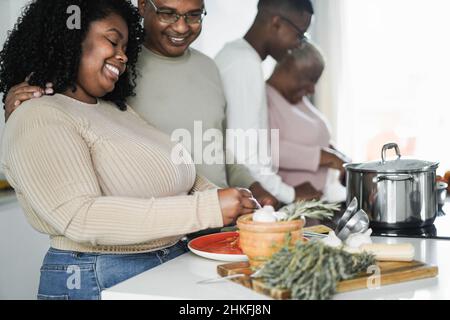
[37,240,188,300]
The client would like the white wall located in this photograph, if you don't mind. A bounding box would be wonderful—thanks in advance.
[0,202,49,300]
[193,0,258,57]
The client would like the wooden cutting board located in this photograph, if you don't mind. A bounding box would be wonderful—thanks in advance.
[217,260,438,300]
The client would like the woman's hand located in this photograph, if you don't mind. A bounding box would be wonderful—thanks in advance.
[4,76,53,121]
[218,188,261,226]
[321,148,347,177]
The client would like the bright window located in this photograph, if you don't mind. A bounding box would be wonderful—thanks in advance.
[334,0,450,175]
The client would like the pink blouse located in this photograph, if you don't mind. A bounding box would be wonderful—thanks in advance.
[267,84,331,191]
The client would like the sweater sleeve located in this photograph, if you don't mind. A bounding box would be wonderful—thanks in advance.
[190,175,220,193]
[2,105,224,247]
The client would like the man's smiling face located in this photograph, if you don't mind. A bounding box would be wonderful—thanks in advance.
[138,0,205,57]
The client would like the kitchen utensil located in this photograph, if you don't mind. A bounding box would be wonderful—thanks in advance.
[336,209,370,241]
[345,143,439,229]
[336,197,358,233]
[304,224,334,234]
[188,232,248,262]
[237,214,305,268]
[303,231,328,239]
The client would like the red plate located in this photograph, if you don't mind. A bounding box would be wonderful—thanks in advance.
[188,232,248,262]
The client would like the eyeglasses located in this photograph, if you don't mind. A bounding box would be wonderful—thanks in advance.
[279,16,309,43]
[147,0,207,25]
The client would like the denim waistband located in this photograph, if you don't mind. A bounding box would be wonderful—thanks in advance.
[47,238,188,259]
[50,235,184,254]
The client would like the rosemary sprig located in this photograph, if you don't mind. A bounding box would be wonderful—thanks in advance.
[258,240,376,300]
[280,200,341,221]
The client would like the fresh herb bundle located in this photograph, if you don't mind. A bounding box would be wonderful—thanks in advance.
[280,200,341,221]
[258,240,376,300]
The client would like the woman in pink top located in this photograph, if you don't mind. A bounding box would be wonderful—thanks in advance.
[267,42,348,193]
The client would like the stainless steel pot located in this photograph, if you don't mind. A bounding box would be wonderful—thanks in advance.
[344,143,439,229]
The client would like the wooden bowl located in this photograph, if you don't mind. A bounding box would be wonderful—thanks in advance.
[236,214,306,268]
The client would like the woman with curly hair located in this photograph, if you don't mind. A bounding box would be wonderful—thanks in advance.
[0,0,257,300]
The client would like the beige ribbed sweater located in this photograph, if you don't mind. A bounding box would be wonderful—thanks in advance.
[0,94,224,254]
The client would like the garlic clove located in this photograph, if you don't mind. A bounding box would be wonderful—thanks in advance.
[262,205,275,213]
[273,211,288,221]
[253,211,277,223]
[345,228,373,248]
[321,231,343,248]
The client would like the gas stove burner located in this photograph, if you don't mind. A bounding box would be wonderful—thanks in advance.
[372,224,438,238]
[330,198,450,239]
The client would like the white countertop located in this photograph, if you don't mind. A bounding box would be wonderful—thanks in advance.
[102,236,450,300]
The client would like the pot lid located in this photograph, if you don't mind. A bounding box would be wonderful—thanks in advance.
[346,143,439,173]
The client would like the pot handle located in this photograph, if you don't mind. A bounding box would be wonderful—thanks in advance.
[373,174,416,183]
[381,143,401,164]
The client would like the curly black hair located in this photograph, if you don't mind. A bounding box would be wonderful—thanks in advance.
[258,0,314,15]
[0,0,144,111]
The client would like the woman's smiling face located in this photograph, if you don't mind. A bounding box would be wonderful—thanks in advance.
[72,13,129,103]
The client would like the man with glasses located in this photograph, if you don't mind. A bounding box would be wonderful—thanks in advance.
[215,0,320,205]
[130,0,277,208]
[140,0,207,58]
